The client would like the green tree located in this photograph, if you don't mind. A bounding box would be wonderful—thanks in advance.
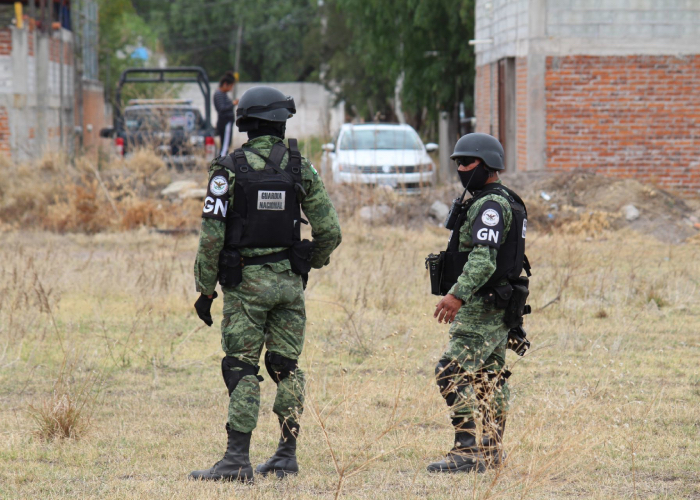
[326,0,476,133]
[97,0,162,104]
[133,0,321,83]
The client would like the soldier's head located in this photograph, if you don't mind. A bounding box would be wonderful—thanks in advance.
[236,86,296,139]
[451,133,504,192]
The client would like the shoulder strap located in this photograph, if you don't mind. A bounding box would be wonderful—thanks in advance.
[243,144,289,178]
[231,148,252,179]
[242,142,307,198]
[217,153,235,171]
[523,254,532,277]
[267,142,287,170]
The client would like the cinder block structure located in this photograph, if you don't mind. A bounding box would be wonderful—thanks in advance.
[0,1,104,161]
[474,0,700,195]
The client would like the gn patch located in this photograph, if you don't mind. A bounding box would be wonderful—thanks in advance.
[201,169,230,222]
[257,190,285,211]
[472,200,505,249]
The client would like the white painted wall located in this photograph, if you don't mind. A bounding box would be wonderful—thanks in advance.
[179,81,344,148]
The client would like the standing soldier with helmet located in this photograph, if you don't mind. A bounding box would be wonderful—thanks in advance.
[189,86,342,482]
[425,133,532,473]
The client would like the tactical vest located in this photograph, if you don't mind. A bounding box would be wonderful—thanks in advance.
[221,139,304,249]
[441,185,530,294]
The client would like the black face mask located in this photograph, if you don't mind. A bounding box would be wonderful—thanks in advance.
[458,163,491,193]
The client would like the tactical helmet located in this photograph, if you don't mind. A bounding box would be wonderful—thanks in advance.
[235,86,296,127]
[450,133,505,171]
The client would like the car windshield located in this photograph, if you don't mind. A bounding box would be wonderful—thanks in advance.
[339,129,423,150]
[124,108,203,132]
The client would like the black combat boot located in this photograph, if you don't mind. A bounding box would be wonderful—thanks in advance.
[481,415,507,468]
[189,424,254,482]
[256,420,299,478]
[427,418,486,473]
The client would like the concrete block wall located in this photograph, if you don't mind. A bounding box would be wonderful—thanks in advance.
[475,0,529,66]
[0,26,76,160]
[546,0,700,40]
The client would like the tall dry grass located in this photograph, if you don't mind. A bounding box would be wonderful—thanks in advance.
[0,220,698,498]
[0,149,201,233]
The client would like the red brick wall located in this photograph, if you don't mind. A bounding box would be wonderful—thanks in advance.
[0,29,11,56]
[475,62,499,137]
[545,55,700,195]
[516,57,527,171]
[0,106,10,154]
[28,24,34,57]
[49,36,73,65]
[80,85,107,154]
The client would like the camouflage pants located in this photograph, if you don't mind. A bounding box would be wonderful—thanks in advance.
[440,296,510,422]
[221,264,306,434]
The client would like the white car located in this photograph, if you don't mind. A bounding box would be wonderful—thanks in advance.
[320,123,437,193]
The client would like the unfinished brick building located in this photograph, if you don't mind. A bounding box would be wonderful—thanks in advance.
[0,0,104,160]
[473,0,700,195]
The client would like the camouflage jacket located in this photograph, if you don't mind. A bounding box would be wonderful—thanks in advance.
[194,135,342,295]
[448,180,513,302]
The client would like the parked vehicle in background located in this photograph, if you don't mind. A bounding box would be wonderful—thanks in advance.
[100,67,216,170]
[320,123,437,193]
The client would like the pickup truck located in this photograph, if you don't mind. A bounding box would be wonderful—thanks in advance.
[100,67,216,170]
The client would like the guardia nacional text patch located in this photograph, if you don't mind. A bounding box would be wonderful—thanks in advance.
[201,169,230,222]
[257,190,285,210]
[472,200,505,249]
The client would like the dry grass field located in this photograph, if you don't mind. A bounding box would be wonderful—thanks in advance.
[1,216,699,499]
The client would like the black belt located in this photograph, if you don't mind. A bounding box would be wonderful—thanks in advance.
[243,250,289,266]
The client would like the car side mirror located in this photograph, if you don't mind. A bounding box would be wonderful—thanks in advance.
[425,143,438,153]
[99,127,114,138]
[322,143,335,152]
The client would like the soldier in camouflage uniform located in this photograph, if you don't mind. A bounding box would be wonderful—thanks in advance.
[428,133,528,473]
[189,86,341,482]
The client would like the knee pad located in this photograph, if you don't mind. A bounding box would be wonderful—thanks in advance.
[221,356,262,396]
[264,351,298,384]
[475,368,512,401]
[435,359,473,407]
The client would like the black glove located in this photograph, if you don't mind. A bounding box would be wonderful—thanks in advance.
[194,291,218,326]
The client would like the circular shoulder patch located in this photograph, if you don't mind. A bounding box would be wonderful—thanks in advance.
[482,208,500,227]
[210,175,229,196]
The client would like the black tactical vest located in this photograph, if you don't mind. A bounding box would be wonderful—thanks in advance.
[442,185,529,293]
[222,139,304,249]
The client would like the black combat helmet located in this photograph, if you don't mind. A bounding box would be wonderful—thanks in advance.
[451,133,505,170]
[235,86,296,128]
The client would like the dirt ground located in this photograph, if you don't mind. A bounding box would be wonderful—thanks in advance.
[0,219,699,499]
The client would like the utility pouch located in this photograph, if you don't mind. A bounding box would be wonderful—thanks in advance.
[289,239,315,276]
[492,283,513,309]
[425,252,444,296]
[218,249,243,288]
[504,276,530,328]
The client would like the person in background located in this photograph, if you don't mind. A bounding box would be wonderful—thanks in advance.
[214,71,238,156]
